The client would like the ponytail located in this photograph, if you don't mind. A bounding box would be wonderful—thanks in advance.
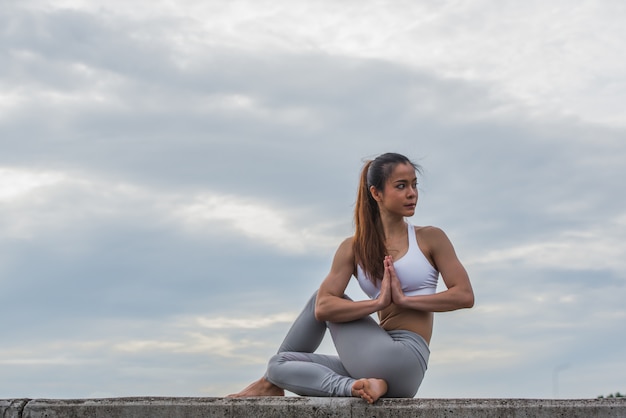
[353,161,386,283]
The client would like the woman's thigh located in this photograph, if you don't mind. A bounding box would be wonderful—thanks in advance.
[328,317,426,397]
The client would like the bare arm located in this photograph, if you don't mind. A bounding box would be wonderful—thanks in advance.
[390,227,474,312]
[315,237,391,322]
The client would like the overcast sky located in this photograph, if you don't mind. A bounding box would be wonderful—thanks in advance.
[1,0,625,400]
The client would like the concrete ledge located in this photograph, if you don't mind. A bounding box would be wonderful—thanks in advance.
[2,397,626,417]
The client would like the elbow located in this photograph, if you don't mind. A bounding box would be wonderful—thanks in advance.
[314,300,327,322]
[315,309,330,322]
[447,285,474,310]
[314,308,324,322]
[463,289,475,309]
[315,291,340,321]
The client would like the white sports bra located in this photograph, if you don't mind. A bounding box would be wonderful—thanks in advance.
[356,223,439,299]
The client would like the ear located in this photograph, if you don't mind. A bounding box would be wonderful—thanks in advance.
[369,185,383,202]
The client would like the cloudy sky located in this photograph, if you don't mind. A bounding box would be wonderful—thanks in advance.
[1,0,625,400]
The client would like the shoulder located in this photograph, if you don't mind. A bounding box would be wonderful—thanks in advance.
[413,225,452,251]
[340,235,355,246]
[333,236,356,261]
[329,236,357,275]
[413,225,447,240]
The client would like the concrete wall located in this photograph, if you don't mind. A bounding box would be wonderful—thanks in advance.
[2,397,625,417]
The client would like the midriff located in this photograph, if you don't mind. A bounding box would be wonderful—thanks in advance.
[378,303,434,344]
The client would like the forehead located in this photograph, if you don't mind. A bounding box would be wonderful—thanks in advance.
[388,163,417,181]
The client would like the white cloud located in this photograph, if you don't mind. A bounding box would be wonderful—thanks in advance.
[37,0,623,127]
[192,94,322,128]
[0,357,81,366]
[469,214,626,274]
[0,166,343,263]
[113,340,185,353]
[110,333,267,360]
[0,168,149,240]
[0,168,66,201]
[173,193,338,253]
[193,313,297,329]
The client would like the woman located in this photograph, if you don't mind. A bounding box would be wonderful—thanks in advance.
[229,152,474,403]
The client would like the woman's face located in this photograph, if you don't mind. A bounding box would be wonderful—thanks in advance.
[374,163,418,217]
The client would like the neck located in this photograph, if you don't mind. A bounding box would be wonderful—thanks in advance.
[379,212,407,239]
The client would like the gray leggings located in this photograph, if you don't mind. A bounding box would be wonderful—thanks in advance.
[265,291,430,398]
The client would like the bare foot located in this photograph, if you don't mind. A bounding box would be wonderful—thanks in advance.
[351,378,388,404]
[227,377,285,398]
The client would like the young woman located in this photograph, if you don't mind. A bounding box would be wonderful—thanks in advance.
[229,152,474,403]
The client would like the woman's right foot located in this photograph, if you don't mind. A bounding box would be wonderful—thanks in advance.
[227,377,285,397]
[351,378,388,404]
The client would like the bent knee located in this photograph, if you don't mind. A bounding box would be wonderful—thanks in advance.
[266,354,283,383]
[266,352,302,379]
[387,386,418,398]
[385,375,423,398]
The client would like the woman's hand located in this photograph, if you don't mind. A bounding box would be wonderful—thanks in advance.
[385,255,406,306]
[376,259,392,310]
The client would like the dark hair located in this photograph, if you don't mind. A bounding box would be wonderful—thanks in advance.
[353,153,421,283]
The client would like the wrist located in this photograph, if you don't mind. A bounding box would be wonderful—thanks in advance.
[395,293,408,308]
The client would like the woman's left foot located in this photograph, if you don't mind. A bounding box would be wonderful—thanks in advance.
[351,378,387,404]
[227,377,285,397]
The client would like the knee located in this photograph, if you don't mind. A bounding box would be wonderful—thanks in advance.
[267,353,287,368]
[267,353,296,375]
[267,352,304,386]
[374,361,424,398]
[385,374,422,398]
[387,385,419,398]
[266,354,283,383]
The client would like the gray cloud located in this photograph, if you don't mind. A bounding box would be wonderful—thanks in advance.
[1,0,625,400]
